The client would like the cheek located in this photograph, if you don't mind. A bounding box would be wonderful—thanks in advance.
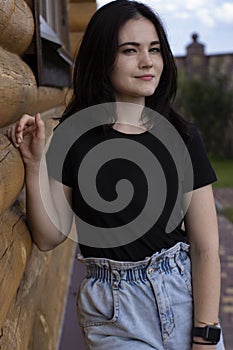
[113,64,127,76]
[110,69,125,92]
[110,64,130,87]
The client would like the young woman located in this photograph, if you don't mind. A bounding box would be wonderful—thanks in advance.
[8,1,225,349]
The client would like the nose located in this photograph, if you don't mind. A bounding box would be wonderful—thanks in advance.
[139,51,153,69]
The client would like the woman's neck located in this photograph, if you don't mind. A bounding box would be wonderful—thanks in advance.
[115,102,145,125]
[112,122,147,134]
[111,102,149,134]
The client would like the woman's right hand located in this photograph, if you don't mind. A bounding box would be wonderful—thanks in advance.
[7,113,45,166]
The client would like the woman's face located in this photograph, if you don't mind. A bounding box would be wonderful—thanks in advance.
[110,17,164,105]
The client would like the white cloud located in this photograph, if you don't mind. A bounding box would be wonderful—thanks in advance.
[152,0,233,27]
[173,11,190,20]
[97,0,233,27]
[196,8,215,27]
[185,0,207,11]
[214,2,233,23]
[96,0,233,55]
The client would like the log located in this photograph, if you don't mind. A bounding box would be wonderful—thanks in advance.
[24,0,33,9]
[0,135,25,216]
[33,87,67,116]
[0,105,67,215]
[68,3,96,32]
[28,239,76,350]
[0,247,47,350]
[0,0,34,56]
[0,46,67,128]
[70,0,95,3]
[70,32,84,56]
[0,47,37,128]
[0,236,76,350]
[0,106,66,218]
[0,205,32,329]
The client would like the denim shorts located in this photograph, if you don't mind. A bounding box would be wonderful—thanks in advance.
[77,242,225,350]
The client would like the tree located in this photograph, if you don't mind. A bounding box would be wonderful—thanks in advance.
[175,70,233,158]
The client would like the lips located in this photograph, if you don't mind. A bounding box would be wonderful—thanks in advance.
[135,75,154,81]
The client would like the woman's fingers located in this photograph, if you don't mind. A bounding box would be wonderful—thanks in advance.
[6,113,46,164]
[7,123,19,147]
[14,115,34,146]
[34,113,45,140]
[17,114,35,130]
[7,114,38,147]
[16,114,36,140]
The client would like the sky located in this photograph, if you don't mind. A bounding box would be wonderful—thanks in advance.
[97,0,233,56]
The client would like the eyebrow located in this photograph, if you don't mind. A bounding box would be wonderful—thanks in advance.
[118,40,160,47]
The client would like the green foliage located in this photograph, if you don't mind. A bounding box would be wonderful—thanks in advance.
[175,70,233,158]
[209,155,233,187]
[221,208,233,223]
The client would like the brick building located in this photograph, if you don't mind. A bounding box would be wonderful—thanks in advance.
[175,33,233,85]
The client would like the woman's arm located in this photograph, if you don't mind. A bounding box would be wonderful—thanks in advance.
[25,160,73,251]
[183,184,221,350]
[8,114,73,251]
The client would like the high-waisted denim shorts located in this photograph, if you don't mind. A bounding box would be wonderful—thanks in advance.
[77,242,225,350]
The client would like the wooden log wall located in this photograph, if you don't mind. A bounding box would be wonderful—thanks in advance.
[0,0,34,56]
[0,0,87,348]
[0,0,97,347]
[0,111,76,350]
[68,0,97,56]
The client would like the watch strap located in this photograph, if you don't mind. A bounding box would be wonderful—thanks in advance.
[192,340,218,345]
[193,326,208,338]
[192,326,221,343]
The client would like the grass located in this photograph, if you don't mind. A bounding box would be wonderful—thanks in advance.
[221,208,233,224]
[209,155,233,188]
[208,156,233,223]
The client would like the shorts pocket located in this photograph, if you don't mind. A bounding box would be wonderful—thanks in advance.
[182,266,193,295]
[178,253,193,295]
[77,277,119,328]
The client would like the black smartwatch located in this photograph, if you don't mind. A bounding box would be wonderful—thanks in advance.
[192,325,221,344]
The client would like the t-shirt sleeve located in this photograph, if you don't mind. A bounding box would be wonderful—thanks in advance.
[184,124,217,191]
[46,127,74,188]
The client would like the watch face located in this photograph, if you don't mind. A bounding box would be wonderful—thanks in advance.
[206,326,221,342]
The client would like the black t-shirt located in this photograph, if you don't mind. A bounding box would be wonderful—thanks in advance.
[46,122,217,261]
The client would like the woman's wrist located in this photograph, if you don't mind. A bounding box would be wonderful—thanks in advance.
[25,161,41,174]
[192,323,221,348]
[25,155,46,173]
[194,318,219,327]
[192,343,216,350]
[192,333,218,349]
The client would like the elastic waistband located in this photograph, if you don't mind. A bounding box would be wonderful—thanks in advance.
[77,242,190,283]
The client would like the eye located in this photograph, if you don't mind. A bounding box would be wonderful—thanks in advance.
[149,47,161,54]
[122,48,137,54]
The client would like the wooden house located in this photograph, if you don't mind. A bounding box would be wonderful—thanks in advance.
[0,1,96,349]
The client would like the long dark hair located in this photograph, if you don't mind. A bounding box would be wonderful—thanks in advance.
[61,0,191,140]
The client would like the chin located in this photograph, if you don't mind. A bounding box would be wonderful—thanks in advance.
[144,90,156,97]
[142,86,157,96]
